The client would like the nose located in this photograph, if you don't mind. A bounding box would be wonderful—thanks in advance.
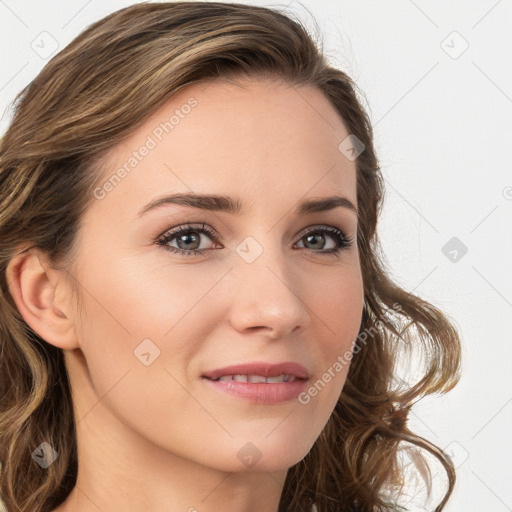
[228,241,311,340]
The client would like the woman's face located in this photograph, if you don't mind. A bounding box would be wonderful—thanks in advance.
[65,77,363,473]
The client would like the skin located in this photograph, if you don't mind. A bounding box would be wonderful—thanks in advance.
[8,77,363,512]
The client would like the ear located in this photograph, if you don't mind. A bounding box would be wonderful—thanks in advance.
[6,247,79,350]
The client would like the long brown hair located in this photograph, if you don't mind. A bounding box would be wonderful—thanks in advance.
[0,2,461,511]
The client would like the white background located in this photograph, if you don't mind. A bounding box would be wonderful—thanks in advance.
[1,1,511,510]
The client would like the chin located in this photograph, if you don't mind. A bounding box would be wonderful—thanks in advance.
[210,435,315,474]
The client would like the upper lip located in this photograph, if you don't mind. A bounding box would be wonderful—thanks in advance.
[202,362,309,380]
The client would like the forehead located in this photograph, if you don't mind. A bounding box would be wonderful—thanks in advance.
[91,77,357,221]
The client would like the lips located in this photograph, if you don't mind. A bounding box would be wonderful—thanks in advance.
[202,361,309,381]
[202,362,310,404]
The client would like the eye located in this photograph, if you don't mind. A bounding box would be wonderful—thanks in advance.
[156,222,220,256]
[295,225,353,258]
[156,222,353,258]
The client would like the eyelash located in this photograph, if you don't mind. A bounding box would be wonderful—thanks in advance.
[155,222,354,259]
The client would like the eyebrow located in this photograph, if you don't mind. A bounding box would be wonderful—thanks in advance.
[137,193,358,218]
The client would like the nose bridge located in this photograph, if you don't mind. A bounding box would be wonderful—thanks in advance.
[229,231,309,337]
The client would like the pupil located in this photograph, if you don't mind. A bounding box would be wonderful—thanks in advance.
[178,232,200,250]
[306,233,324,250]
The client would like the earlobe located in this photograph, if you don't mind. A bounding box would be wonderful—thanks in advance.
[6,247,79,350]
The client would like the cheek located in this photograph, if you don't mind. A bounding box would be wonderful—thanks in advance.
[314,265,364,346]
[71,255,232,433]
[304,267,363,402]
[70,272,215,459]
[78,253,225,351]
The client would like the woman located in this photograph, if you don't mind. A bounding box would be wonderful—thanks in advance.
[0,2,461,511]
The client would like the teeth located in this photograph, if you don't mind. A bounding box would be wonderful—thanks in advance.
[248,375,266,383]
[215,374,297,383]
[267,374,296,383]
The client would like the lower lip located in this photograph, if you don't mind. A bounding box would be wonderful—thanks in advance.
[202,377,309,404]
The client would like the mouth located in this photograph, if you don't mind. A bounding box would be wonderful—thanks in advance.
[201,361,309,381]
[203,374,304,383]
[201,361,310,404]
